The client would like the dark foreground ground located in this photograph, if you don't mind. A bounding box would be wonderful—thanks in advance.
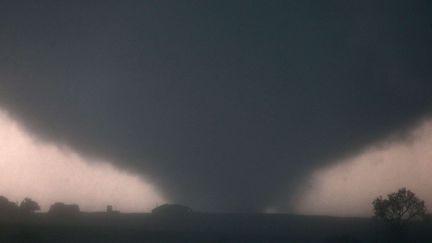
[0,213,431,243]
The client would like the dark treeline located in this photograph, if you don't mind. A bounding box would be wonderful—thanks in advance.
[0,195,196,217]
[0,196,40,216]
[0,196,81,217]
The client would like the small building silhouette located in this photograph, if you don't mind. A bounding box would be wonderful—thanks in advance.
[48,202,80,216]
[106,205,120,215]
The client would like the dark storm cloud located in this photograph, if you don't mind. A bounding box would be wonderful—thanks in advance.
[0,0,431,211]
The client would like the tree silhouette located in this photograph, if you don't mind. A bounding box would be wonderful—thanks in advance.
[372,188,426,229]
[20,198,40,213]
[0,196,19,217]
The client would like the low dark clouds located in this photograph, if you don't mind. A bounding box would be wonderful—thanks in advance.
[0,0,431,211]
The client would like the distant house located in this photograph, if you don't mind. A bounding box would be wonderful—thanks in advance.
[48,202,80,216]
[152,204,192,216]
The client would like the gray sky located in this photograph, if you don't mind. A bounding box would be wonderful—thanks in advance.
[0,0,431,212]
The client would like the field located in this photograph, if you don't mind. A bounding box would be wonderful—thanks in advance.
[1,212,431,242]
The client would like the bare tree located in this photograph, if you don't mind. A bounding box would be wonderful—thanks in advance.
[373,188,426,229]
